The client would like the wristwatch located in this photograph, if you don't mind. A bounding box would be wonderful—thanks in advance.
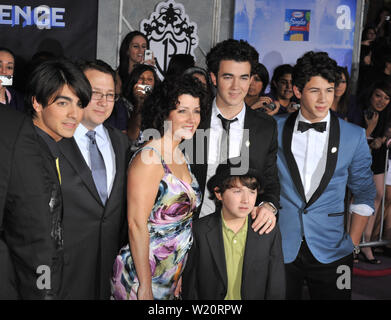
[259,201,278,215]
[353,245,360,255]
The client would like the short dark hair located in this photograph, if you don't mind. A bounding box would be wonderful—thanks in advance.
[25,59,92,118]
[362,26,376,41]
[79,59,116,84]
[292,51,339,92]
[118,31,149,83]
[122,64,160,106]
[270,64,293,95]
[252,62,270,96]
[141,75,209,136]
[210,176,260,207]
[165,54,195,78]
[206,39,259,76]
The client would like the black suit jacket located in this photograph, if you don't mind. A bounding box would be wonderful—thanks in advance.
[0,108,63,299]
[186,106,280,216]
[58,125,130,299]
[182,212,285,300]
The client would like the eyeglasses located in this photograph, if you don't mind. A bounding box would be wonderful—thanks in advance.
[91,91,118,102]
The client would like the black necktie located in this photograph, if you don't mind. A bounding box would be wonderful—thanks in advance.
[297,121,327,133]
[218,114,238,162]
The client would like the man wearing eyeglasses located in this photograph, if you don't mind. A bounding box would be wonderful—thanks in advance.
[58,60,130,299]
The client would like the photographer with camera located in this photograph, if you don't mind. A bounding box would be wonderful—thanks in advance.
[244,62,278,115]
[264,64,300,116]
[355,81,391,264]
[122,64,159,149]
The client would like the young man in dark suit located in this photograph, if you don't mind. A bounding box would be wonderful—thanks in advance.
[182,159,285,300]
[0,59,91,299]
[58,60,130,299]
[187,39,279,234]
[275,51,376,299]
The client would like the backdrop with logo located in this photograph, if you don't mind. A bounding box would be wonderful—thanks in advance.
[140,0,199,79]
[233,0,357,84]
[0,0,98,62]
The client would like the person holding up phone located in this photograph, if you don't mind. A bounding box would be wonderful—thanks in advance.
[0,47,24,112]
[266,64,300,115]
[117,31,155,95]
[374,7,391,38]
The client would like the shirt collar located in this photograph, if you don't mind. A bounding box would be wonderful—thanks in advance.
[212,98,246,127]
[34,125,60,158]
[221,210,248,235]
[74,122,107,143]
[297,109,330,124]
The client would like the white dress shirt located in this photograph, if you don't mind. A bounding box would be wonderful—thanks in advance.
[199,99,246,218]
[292,110,372,216]
[74,123,116,197]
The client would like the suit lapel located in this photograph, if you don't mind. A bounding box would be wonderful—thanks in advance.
[58,137,103,205]
[306,112,340,208]
[190,111,211,194]
[206,213,228,289]
[282,111,306,202]
[241,217,258,291]
[241,106,256,158]
[105,126,120,205]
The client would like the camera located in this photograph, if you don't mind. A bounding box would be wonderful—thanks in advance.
[256,102,276,113]
[263,102,276,111]
[364,108,376,120]
[137,84,152,94]
[0,75,13,86]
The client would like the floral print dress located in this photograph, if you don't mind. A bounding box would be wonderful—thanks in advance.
[111,146,201,300]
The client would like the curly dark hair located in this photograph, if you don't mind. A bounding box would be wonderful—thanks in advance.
[292,51,340,92]
[141,75,209,136]
[206,39,259,76]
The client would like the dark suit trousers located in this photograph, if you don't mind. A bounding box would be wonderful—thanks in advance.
[285,238,353,300]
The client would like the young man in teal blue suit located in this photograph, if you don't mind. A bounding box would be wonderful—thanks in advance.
[275,51,376,299]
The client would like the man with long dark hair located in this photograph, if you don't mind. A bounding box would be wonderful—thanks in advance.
[0,59,91,299]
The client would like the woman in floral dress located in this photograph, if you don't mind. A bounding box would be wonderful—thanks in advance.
[111,75,208,300]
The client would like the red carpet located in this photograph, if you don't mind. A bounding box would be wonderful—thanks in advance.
[353,266,391,277]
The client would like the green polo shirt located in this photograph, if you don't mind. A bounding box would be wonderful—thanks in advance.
[221,212,248,300]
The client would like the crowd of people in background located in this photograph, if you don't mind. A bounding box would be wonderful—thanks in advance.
[1,6,391,301]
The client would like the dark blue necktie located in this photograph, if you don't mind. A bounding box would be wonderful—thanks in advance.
[86,130,108,205]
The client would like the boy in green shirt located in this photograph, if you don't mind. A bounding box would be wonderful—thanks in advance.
[182,159,285,300]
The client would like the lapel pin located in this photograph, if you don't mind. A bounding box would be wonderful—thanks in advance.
[331,147,337,153]
[245,140,250,148]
